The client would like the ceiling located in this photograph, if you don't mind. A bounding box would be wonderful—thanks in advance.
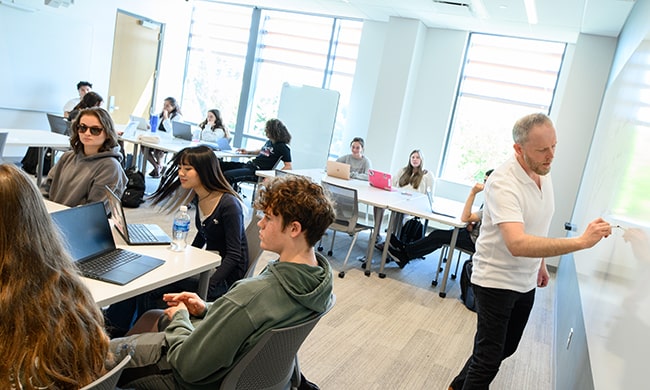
[220,0,636,42]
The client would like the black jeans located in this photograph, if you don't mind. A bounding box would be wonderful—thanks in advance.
[403,228,475,260]
[450,284,535,390]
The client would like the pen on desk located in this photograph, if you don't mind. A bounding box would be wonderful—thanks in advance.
[611,224,626,231]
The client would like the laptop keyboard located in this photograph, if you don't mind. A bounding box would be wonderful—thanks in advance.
[128,224,158,243]
[79,249,141,278]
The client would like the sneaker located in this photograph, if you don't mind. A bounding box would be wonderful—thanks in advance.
[388,246,410,268]
[390,234,405,251]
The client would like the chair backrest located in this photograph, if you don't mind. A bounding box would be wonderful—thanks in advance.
[244,216,263,278]
[219,295,336,390]
[321,181,359,234]
[80,354,131,390]
[0,132,7,163]
[46,113,69,135]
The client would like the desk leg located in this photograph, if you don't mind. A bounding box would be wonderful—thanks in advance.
[197,270,211,300]
[36,147,45,187]
[378,211,400,278]
[130,144,140,170]
[139,146,148,173]
[436,227,460,298]
[363,206,385,277]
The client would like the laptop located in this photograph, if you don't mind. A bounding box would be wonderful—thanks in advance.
[200,137,232,151]
[426,189,455,218]
[172,121,193,141]
[105,186,172,245]
[326,160,351,180]
[368,169,393,191]
[129,115,149,130]
[47,113,69,135]
[50,202,165,285]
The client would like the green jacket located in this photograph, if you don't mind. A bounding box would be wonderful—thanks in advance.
[165,253,333,389]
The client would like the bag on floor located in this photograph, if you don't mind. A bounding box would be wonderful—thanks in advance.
[122,168,146,208]
[399,217,424,244]
[21,147,53,176]
[460,259,476,312]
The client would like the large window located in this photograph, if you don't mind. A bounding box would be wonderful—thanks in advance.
[441,34,566,183]
[182,2,362,151]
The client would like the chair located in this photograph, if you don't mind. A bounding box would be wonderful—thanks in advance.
[0,132,7,163]
[318,181,373,278]
[431,244,474,287]
[219,295,336,390]
[244,216,264,278]
[80,354,131,390]
[239,158,283,204]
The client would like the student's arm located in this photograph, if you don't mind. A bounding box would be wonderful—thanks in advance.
[282,161,292,170]
[86,160,126,206]
[460,183,484,223]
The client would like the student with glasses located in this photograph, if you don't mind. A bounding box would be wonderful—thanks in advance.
[42,107,126,209]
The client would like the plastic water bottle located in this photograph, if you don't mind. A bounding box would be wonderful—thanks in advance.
[149,115,159,133]
[170,205,190,251]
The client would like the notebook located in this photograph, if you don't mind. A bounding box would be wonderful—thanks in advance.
[368,169,393,191]
[172,121,193,141]
[426,189,455,218]
[50,202,165,285]
[105,186,171,245]
[129,115,149,130]
[326,160,351,180]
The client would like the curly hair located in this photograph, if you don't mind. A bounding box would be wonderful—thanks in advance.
[398,149,427,190]
[265,118,292,144]
[254,175,335,247]
[0,164,110,389]
[68,107,120,154]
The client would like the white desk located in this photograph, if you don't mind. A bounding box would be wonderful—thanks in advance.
[380,195,467,298]
[45,200,221,306]
[3,129,70,186]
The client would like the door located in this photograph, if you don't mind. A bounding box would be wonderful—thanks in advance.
[107,11,162,124]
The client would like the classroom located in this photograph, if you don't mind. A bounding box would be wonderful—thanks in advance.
[1,0,649,388]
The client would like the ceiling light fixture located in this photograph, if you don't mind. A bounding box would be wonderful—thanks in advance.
[524,0,538,24]
[0,0,37,11]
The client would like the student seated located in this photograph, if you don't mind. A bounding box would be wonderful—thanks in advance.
[220,118,292,190]
[42,107,127,209]
[104,146,249,337]
[396,149,435,194]
[0,163,111,388]
[146,97,183,177]
[198,108,231,142]
[109,175,335,389]
[68,91,104,123]
[336,136,372,180]
[389,169,493,268]
[63,80,92,118]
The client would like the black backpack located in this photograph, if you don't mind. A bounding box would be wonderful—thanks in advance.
[399,217,424,244]
[121,168,146,208]
[460,259,476,312]
[21,147,53,176]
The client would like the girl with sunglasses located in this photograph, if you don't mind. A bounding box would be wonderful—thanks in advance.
[42,107,126,209]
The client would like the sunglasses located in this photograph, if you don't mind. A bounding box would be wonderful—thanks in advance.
[76,123,104,136]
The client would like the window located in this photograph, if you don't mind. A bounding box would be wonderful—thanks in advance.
[182,2,362,152]
[441,33,566,183]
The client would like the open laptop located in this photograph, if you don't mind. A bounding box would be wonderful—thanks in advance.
[50,202,165,285]
[426,189,455,218]
[172,121,193,141]
[105,186,171,245]
[326,160,351,180]
[47,113,69,135]
[200,137,232,151]
[129,115,149,130]
[368,169,393,191]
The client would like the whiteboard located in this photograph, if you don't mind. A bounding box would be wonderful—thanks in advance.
[0,8,94,112]
[277,83,339,170]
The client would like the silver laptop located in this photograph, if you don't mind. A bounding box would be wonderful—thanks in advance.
[426,189,455,218]
[129,115,149,130]
[105,186,171,245]
[326,160,351,180]
[172,121,193,141]
[50,202,165,285]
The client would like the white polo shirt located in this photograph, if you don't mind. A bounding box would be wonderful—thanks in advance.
[471,156,554,292]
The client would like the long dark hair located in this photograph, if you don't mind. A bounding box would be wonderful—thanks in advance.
[265,118,291,144]
[150,145,240,211]
[72,91,103,111]
[159,96,182,119]
[199,108,230,139]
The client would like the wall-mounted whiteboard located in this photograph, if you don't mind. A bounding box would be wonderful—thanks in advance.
[277,83,339,170]
[0,8,94,113]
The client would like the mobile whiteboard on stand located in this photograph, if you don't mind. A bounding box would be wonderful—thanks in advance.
[277,83,340,170]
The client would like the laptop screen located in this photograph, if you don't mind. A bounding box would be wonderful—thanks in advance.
[105,186,129,239]
[50,202,115,262]
[368,169,392,191]
[172,121,193,141]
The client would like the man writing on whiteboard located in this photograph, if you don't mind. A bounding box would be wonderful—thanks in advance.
[449,113,612,390]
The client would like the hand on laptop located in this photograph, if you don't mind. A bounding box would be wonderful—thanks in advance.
[163,292,207,318]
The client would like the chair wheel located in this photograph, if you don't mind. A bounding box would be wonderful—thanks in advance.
[327,250,333,256]
[378,273,386,279]
[451,274,457,279]
[338,271,345,278]
[361,262,366,269]
[364,270,371,277]
[439,292,447,298]
[431,280,438,286]
[317,246,323,252]
[439,267,443,273]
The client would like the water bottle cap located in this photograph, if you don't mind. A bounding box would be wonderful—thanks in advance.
[180,205,188,212]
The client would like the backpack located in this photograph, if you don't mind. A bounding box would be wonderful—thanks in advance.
[121,168,146,208]
[399,217,424,244]
[460,259,477,312]
[21,147,53,176]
